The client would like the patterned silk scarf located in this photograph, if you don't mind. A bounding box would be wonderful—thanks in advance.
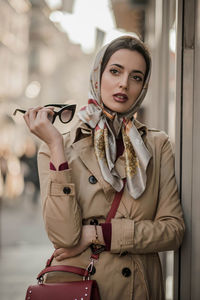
[78,36,152,199]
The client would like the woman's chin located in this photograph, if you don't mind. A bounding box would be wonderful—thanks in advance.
[103,104,130,114]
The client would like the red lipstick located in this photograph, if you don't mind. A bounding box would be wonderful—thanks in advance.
[113,93,128,102]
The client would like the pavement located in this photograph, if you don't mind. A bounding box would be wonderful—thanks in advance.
[0,191,54,300]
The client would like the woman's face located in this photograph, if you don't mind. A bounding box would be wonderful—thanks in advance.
[100,49,147,113]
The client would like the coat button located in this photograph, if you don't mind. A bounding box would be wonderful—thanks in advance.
[88,175,97,184]
[63,187,71,194]
[122,267,131,277]
[90,219,98,225]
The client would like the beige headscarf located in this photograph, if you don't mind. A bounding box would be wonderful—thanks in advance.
[78,36,152,199]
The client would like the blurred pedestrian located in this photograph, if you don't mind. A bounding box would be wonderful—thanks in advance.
[23,36,185,300]
[20,141,40,204]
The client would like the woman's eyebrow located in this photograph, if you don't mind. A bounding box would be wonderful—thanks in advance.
[111,63,123,69]
[131,70,145,76]
[110,64,145,76]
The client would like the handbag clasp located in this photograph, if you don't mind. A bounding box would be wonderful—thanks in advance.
[38,276,44,284]
[84,259,95,281]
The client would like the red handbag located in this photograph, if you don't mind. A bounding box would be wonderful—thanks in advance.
[25,264,100,300]
[25,180,126,300]
[26,281,99,300]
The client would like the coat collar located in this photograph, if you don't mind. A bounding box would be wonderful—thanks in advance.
[69,118,147,144]
[134,119,148,136]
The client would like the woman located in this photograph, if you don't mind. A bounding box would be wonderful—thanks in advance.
[24,36,185,300]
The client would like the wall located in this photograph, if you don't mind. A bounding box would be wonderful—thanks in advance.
[176,0,200,299]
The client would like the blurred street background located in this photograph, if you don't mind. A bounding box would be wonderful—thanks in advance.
[0,194,53,299]
[0,0,181,299]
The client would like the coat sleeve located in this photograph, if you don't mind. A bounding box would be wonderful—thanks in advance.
[37,142,82,248]
[110,136,185,254]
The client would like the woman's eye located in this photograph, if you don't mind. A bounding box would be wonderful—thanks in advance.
[131,75,143,82]
[110,68,119,75]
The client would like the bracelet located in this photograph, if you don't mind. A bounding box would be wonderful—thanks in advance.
[91,225,106,254]
[91,225,102,245]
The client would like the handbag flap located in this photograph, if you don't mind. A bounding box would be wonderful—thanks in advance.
[25,280,100,300]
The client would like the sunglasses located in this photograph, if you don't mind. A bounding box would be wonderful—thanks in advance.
[13,104,76,124]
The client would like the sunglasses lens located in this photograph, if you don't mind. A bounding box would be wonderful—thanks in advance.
[60,109,73,123]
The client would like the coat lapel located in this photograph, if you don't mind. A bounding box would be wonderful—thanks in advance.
[72,136,113,195]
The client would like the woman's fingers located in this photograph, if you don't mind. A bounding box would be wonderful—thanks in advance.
[36,108,54,125]
[54,248,65,256]
[23,106,63,145]
[53,226,94,261]
[38,108,55,124]
[24,106,54,123]
[55,253,68,261]
[54,248,71,261]
[23,106,42,129]
[54,247,81,261]
[24,106,54,134]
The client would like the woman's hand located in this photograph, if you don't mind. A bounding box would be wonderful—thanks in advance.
[24,106,66,168]
[23,106,62,146]
[54,225,105,261]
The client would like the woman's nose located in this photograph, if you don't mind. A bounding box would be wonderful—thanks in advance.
[119,75,129,90]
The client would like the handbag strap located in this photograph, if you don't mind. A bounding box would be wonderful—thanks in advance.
[90,178,126,260]
[37,265,89,281]
[40,178,126,279]
[105,178,126,223]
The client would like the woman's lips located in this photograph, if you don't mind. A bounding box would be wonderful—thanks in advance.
[113,93,128,103]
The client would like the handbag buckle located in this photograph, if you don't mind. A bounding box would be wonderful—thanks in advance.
[38,276,44,284]
[83,259,94,281]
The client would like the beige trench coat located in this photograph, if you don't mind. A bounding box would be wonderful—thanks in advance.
[38,119,185,300]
